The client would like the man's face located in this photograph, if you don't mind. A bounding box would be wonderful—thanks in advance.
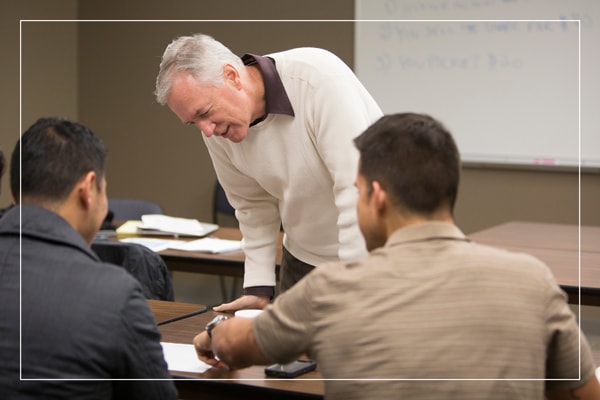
[166,72,252,143]
[355,171,387,251]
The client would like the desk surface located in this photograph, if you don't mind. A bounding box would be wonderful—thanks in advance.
[468,222,600,253]
[469,222,600,305]
[149,300,324,400]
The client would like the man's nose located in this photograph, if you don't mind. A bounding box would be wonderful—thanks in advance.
[196,120,215,137]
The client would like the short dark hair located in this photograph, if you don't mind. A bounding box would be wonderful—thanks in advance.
[0,147,5,177]
[354,113,460,215]
[10,118,107,203]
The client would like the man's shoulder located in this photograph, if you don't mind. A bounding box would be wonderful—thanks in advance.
[23,238,140,295]
[270,47,349,76]
[270,47,339,60]
[303,258,364,289]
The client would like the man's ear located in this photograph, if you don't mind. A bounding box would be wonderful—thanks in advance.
[371,180,388,213]
[223,64,241,89]
[77,171,97,209]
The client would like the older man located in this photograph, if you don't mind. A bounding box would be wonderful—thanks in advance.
[155,33,383,311]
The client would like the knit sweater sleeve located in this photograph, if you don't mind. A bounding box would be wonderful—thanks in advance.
[203,138,281,289]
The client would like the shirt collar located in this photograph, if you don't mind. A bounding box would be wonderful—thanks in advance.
[242,53,295,126]
[385,222,469,248]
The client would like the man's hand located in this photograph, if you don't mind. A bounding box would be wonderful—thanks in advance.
[213,295,270,313]
[193,316,272,370]
[192,331,228,369]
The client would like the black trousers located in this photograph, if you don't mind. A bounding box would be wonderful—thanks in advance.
[278,247,316,294]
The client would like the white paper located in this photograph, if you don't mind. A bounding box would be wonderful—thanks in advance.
[169,237,243,253]
[138,214,219,237]
[119,237,181,252]
[161,342,211,374]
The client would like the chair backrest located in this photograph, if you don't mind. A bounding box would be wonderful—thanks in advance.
[108,198,164,221]
[212,181,235,224]
[92,240,174,301]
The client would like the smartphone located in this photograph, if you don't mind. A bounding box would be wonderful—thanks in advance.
[264,360,317,378]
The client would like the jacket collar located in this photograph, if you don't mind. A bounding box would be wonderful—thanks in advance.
[0,205,101,262]
[242,53,294,126]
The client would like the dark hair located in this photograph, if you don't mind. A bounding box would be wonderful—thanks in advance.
[0,147,5,176]
[354,113,460,215]
[10,118,107,203]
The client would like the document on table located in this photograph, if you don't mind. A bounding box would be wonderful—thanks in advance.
[119,237,181,252]
[161,342,211,373]
[137,214,219,237]
[168,237,243,253]
[119,237,242,253]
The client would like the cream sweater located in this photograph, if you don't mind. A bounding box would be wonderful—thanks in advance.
[203,47,382,288]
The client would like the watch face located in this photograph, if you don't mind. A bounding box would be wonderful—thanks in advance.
[206,315,228,336]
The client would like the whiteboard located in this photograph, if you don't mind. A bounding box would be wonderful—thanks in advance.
[355,0,600,169]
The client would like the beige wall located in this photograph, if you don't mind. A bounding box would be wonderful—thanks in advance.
[6,0,600,234]
[0,0,78,207]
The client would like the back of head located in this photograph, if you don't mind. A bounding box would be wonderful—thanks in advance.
[0,147,5,196]
[11,117,107,204]
[354,113,461,215]
[0,147,4,175]
[155,33,244,105]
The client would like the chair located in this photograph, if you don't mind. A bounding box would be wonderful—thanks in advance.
[108,198,164,221]
[212,181,236,225]
[212,181,241,302]
[92,240,175,301]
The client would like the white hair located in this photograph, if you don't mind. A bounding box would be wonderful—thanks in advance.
[154,34,244,105]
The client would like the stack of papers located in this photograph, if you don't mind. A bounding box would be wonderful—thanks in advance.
[116,214,219,237]
[139,214,219,237]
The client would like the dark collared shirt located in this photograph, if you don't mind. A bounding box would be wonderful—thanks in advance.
[242,53,295,127]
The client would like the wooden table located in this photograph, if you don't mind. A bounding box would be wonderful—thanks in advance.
[149,300,324,400]
[469,222,600,305]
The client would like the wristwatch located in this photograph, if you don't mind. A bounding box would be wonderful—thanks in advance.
[205,315,228,338]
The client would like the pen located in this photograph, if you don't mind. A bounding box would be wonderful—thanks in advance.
[157,307,209,326]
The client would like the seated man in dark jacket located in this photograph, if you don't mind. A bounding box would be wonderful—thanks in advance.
[0,118,177,399]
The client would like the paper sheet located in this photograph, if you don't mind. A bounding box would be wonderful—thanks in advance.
[168,237,243,253]
[120,237,242,254]
[161,342,211,374]
[119,237,181,252]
